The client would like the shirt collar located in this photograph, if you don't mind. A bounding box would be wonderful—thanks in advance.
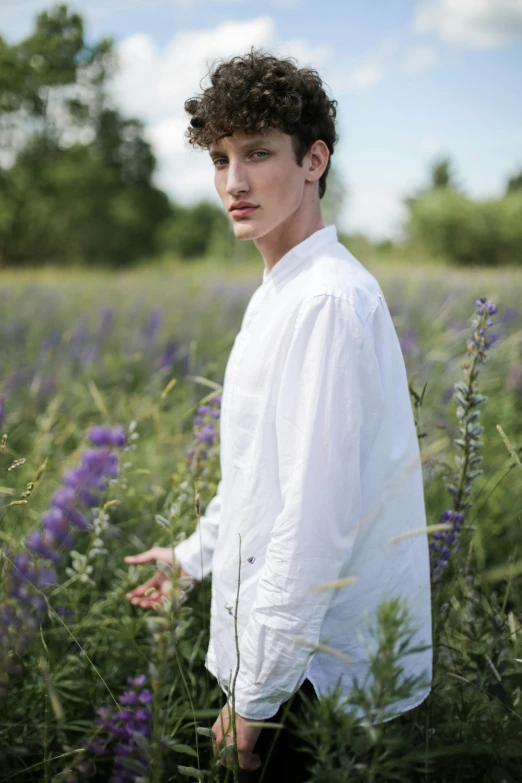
[262,224,338,289]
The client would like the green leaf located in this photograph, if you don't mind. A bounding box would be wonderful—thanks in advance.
[177,766,211,779]
[196,726,217,739]
[172,743,199,758]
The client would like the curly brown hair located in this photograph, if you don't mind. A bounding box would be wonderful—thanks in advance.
[184,48,338,199]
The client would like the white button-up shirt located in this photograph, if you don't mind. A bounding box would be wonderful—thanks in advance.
[174,224,432,721]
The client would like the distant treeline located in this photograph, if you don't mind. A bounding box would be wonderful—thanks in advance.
[0,5,521,268]
[405,157,522,266]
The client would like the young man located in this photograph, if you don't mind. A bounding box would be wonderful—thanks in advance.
[125,49,433,780]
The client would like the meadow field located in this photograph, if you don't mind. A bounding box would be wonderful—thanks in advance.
[1,254,521,782]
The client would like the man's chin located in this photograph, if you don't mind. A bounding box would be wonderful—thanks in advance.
[232,222,263,240]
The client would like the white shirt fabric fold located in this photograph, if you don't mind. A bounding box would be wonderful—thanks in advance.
[174,224,432,721]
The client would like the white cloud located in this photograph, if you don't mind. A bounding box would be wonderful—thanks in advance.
[419,135,443,157]
[414,0,522,48]
[346,63,383,90]
[400,45,437,72]
[113,17,276,124]
[0,0,301,42]
[111,17,332,204]
[0,0,149,41]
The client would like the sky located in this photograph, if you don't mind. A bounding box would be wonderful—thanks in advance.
[2,0,522,239]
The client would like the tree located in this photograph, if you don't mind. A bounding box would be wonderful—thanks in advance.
[429,156,459,190]
[506,167,522,195]
[404,154,462,210]
[0,4,170,267]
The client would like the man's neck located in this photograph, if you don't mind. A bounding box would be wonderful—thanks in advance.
[255,209,325,275]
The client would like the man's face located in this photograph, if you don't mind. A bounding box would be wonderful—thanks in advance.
[209,128,310,241]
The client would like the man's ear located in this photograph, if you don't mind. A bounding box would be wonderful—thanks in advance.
[305,140,330,184]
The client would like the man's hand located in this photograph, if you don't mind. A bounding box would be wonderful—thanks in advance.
[212,703,263,773]
[124,547,196,610]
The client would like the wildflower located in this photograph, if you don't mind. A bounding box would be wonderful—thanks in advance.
[144,308,163,346]
[119,691,139,706]
[429,510,465,585]
[88,425,127,448]
[0,425,128,697]
[138,689,152,704]
[83,674,152,782]
[186,393,221,475]
[127,674,147,688]
[25,531,61,564]
[430,297,498,586]
[86,737,106,756]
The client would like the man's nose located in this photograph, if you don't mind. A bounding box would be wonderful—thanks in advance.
[225,160,249,196]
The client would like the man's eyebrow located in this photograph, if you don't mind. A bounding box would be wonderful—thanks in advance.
[208,138,272,157]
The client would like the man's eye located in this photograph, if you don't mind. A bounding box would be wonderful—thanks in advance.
[213,158,227,167]
[252,151,268,159]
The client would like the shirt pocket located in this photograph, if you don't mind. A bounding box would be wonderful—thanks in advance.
[230,389,262,477]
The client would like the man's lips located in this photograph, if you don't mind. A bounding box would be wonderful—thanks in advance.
[230,206,259,217]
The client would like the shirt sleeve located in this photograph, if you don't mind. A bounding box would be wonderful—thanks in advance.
[173,479,223,580]
[230,293,378,720]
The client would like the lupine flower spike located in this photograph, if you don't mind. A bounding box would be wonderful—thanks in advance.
[0,425,127,698]
[429,298,498,586]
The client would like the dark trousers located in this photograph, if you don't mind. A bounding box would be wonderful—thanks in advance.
[218,678,318,783]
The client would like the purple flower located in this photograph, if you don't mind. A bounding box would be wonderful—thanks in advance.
[144,308,163,345]
[34,567,57,587]
[114,742,135,757]
[56,605,74,617]
[119,690,138,706]
[158,338,178,369]
[86,737,106,755]
[134,707,152,722]
[196,423,217,445]
[25,531,61,564]
[0,424,127,697]
[99,308,114,337]
[63,508,90,531]
[51,486,76,510]
[95,706,113,725]
[127,674,147,687]
[138,689,152,704]
[114,709,134,722]
[41,508,75,547]
[89,674,152,781]
[0,395,4,428]
[88,426,127,448]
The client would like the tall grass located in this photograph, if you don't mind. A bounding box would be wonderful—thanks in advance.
[0,259,521,782]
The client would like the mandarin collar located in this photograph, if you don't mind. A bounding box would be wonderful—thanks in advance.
[261,225,337,289]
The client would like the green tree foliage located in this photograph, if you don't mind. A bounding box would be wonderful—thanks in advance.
[406,190,522,266]
[157,200,234,261]
[405,154,462,211]
[405,158,522,266]
[0,4,170,267]
[506,167,522,194]
[429,155,459,190]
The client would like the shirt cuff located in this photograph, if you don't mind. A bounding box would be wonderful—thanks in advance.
[173,537,204,581]
[225,672,300,720]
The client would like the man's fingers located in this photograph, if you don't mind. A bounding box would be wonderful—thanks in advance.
[237,749,261,772]
[125,547,162,565]
[134,598,163,611]
[131,588,162,604]
[125,572,163,599]
[220,750,262,772]
[125,546,174,566]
